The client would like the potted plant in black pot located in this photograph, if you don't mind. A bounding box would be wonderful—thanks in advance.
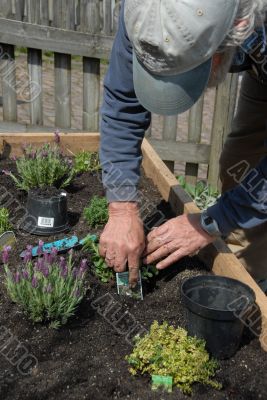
[2,132,74,235]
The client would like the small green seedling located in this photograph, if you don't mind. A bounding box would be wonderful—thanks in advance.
[83,196,108,228]
[72,151,101,175]
[0,231,16,252]
[151,375,173,393]
[0,208,12,235]
[116,271,143,300]
[177,176,220,210]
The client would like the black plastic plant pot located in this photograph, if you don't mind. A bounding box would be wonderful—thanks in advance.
[181,275,256,359]
[22,189,69,235]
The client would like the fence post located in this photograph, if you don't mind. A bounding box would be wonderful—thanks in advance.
[28,49,43,125]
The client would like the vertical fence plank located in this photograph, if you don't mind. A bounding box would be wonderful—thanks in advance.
[54,53,71,129]
[28,48,43,125]
[0,0,14,18]
[15,0,24,20]
[208,74,239,189]
[0,44,17,122]
[40,0,49,26]
[185,95,204,184]
[83,58,100,131]
[103,0,112,35]
[162,115,178,172]
[81,0,101,131]
[53,0,75,30]
[26,0,41,24]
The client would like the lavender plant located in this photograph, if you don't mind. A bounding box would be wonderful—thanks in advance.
[2,132,75,191]
[83,196,109,228]
[177,176,220,210]
[1,244,88,328]
[0,208,12,234]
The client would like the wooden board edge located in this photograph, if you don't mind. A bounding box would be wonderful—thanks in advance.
[141,138,267,351]
[0,132,100,157]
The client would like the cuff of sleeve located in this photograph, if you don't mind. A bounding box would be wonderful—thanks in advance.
[106,186,139,202]
[207,200,238,237]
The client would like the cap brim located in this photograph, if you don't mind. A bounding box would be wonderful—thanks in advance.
[133,53,212,116]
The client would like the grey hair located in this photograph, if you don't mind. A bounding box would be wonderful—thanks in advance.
[222,0,267,47]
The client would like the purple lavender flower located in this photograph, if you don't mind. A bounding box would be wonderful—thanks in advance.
[37,257,44,271]
[11,155,17,161]
[74,288,81,298]
[54,129,60,144]
[2,245,11,264]
[31,276,38,288]
[42,264,49,278]
[72,267,78,278]
[14,271,21,284]
[50,247,58,263]
[60,265,68,279]
[37,240,44,256]
[59,256,66,269]
[29,150,37,159]
[41,150,48,158]
[77,259,88,278]
[23,250,32,264]
[22,269,29,280]
[44,251,51,265]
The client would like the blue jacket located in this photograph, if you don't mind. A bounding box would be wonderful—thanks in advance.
[100,1,267,236]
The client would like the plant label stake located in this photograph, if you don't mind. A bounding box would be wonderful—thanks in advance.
[151,375,173,393]
[20,234,97,258]
[116,271,143,300]
[0,231,16,251]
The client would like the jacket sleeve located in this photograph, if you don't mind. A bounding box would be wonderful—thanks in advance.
[100,1,151,202]
[207,156,267,236]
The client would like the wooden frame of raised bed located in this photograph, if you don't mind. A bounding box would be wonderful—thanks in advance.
[1,131,267,352]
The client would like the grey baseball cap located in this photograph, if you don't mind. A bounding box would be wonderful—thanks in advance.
[125,0,239,115]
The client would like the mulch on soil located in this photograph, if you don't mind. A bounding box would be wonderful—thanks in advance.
[0,161,266,400]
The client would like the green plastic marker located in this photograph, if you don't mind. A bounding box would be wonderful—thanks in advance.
[116,271,143,300]
[151,375,173,393]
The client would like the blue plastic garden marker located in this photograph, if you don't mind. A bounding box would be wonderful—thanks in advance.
[20,234,97,258]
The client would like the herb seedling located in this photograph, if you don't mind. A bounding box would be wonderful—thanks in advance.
[83,196,109,228]
[2,132,75,191]
[83,236,159,285]
[1,244,88,328]
[177,176,220,210]
[0,208,12,235]
[72,151,101,174]
[126,321,222,395]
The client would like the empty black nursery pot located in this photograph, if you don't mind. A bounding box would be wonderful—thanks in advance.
[23,189,69,235]
[181,275,256,359]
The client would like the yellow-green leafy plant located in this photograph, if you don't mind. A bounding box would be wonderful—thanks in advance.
[126,321,221,395]
[0,208,12,234]
[73,151,101,175]
[83,196,109,228]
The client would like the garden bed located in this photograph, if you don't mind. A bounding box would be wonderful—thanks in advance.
[0,133,267,399]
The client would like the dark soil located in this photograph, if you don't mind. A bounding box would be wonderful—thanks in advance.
[0,160,266,400]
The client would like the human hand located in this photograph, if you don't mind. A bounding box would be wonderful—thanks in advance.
[99,202,145,286]
[143,213,215,270]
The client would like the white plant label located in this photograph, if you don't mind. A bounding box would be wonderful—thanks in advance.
[38,217,55,228]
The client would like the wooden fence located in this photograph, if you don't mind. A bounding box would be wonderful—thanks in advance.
[0,0,239,189]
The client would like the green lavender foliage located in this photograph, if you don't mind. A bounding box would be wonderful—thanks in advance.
[126,321,222,395]
[73,151,101,175]
[83,196,109,228]
[0,208,12,234]
[4,142,75,191]
[2,247,88,328]
[83,236,159,283]
[177,176,220,210]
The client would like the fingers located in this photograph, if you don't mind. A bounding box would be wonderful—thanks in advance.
[128,252,140,287]
[143,242,173,265]
[156,248,187,270]
[147,223,169,242]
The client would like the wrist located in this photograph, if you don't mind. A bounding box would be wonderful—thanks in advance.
[108,201,140,216]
